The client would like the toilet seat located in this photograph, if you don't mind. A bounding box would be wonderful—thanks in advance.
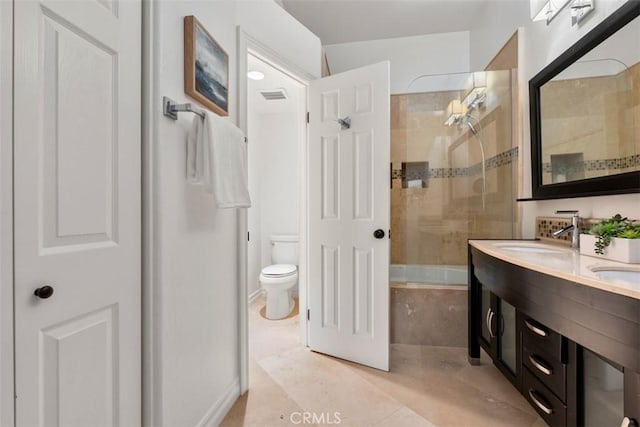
[259,264,298,320]
[261,264,296,278]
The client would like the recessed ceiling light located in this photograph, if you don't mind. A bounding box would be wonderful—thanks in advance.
[247,70,265,81]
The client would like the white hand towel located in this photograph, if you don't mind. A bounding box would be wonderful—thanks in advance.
[202,111,251,208]
[187,115,204,184]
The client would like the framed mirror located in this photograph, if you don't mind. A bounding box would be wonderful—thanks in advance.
[529,0,640,199]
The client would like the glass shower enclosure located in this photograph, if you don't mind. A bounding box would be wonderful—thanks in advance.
[390,70,517,285]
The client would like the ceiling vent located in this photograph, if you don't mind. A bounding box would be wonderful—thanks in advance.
[260,88,288,101]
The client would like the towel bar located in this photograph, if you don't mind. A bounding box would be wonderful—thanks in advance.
[163,96,205,120]
[163,96,248,143]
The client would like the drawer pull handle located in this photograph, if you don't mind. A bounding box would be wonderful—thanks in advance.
[488,310,496,338]
[485,309,491,335]
[529,354,553,376]
[525,319,548,337]
[528,389,553,415]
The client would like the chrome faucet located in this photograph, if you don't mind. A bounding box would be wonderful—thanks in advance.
[552,210,580,249]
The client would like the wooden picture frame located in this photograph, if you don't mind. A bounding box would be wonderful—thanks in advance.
[184,16,229,116]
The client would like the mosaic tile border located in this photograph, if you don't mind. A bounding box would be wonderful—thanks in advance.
[392,147,518,181]
[542,154,640,173]
[536,216,581,244]
[535,216,638,244]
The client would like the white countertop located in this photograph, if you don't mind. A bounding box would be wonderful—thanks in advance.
[469,240,640,300]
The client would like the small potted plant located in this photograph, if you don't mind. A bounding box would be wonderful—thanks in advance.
[580,214,640,263]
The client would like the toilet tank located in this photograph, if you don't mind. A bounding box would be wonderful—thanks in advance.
[271,235,299,265]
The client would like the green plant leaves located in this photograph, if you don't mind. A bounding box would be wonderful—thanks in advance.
[586,214,640,254]
[618,229,640,239]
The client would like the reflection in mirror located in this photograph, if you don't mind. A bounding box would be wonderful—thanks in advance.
[529,0,640,199]
[539,15,639,186]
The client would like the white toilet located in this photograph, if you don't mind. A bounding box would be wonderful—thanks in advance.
[260,235,299,320]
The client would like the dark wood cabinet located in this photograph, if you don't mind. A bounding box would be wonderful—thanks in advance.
[468,244,640,427]
[524,367,567,426]
[475,285,520,387]
[519,314,576,426]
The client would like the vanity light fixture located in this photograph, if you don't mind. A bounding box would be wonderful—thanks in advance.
[444,99,463,126]
[570,0,594,26]
[531,0,571,24]
[463,71,487,110]
[247,70,265,81]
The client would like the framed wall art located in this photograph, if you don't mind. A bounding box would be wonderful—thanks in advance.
[184,15,229,116]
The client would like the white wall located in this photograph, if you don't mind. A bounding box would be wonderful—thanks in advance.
[518,0,640,236]
[143,1,320,426]
[468,0,530,70]
[523,0,630,76]
[324,31,470,94]
[0,1,13,425]
[148,4,240,426]
[236,1,320,77]
[248,111,300,296]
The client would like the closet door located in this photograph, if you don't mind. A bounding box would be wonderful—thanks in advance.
[13,0,141,425]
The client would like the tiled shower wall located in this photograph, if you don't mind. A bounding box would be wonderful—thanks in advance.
[390,69,517,268]
[389,39,520,348]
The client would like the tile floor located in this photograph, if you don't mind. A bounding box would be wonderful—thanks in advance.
[221,296,546,427]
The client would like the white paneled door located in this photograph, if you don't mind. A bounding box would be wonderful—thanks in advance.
[13,0,141,425]
[308,62,390,371]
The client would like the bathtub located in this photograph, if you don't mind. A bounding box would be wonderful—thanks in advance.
[389,264,467,286]
[389,264,468,347]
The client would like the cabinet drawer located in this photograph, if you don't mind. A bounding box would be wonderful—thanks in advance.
[523,345,566,401]
[521,316,564,361]
[523,368,567,427]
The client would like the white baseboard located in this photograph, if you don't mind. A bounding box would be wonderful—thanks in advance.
[248,288,263,303]
[197,378,240,427]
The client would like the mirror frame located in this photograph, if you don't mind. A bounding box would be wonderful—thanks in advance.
[529,0,640,200]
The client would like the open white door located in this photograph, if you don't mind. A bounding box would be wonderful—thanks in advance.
[308,62,390,371]
[13,0,141,424]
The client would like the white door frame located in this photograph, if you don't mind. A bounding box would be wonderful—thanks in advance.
[0,0,14,424]
[236,27,313,394]
[141,1,159,425]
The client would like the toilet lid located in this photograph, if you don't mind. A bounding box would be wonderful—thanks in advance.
[261,264,297,277]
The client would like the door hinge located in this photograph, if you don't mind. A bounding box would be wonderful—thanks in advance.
[306,111,310,124]
[307,309,310,321]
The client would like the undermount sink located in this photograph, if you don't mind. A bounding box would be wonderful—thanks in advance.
[589,266,640,283]
[493,243,566,254]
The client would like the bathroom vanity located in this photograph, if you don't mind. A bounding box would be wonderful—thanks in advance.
[467,240,640,427]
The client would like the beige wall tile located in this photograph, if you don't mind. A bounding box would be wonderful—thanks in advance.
[389,79,517,267]
[391,286,467,346]
[485,32,518,72]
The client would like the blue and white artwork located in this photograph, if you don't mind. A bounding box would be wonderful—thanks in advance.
[194,24,228,113]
